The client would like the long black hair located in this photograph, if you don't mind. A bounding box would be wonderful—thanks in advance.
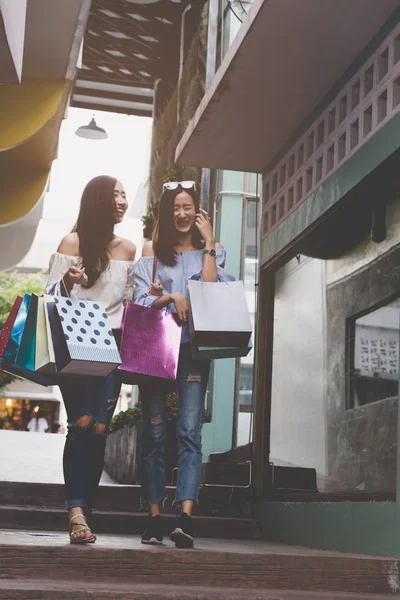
[153,186,203,266]
[72,175,118,287]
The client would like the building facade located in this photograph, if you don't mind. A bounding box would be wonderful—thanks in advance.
[176,0,400,556]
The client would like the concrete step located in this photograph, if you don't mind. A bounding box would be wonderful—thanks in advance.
[0,481,253,518]
[0,505,261,539]
[0,579,397,600]
[0,530,399,596]
[0,480,174,512]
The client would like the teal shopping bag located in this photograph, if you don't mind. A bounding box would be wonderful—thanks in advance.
[15,294,39,371]
[191,339,252,360]
[2,294,56,386]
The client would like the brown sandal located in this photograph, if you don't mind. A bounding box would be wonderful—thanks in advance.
[69,513,96,544]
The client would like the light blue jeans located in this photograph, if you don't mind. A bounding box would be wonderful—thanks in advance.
[139,343,211,505]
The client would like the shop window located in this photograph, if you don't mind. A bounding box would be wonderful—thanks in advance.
[271,203,277,226]
[395,34,400,65]
[278,195,285,219]
[315,156,323,184]
[393,75,400,109]
[350,119,359,150]
[287,187,294,211]
[338,132,347,162]
[363,105,373,136]
[263,211,269,235]
[306,132,314,160]
[377,89,388,123]
[279,164,286,189]
[326,144,335,173]
[272,173,278,196]
[339,95,348,124]
[363,64,374,97]
[263,181,270,206]
[297,143,304,168]
[316,120,325,148]
[327,107,336,135]
[378,47,389,81]
[288,154,295,178]
[351,79,361,110]
[349,298,400,408]
[305,167,313,193]
[296,176,303,203]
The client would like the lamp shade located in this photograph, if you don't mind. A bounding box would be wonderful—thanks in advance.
[75,117,108,140]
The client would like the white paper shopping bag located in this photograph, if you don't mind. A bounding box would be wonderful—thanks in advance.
[35,296,56,374]
[187,280,252,347]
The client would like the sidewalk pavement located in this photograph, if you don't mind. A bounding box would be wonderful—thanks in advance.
[0,429,115,485]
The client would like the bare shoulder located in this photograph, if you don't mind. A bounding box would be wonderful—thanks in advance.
[56,233,79,256]
[215,242,223,249]
[112,237,136,261]
[142,241,154,257]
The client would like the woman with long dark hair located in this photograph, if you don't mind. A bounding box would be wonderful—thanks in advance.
[133,181,234,548]
[46,175,137,544]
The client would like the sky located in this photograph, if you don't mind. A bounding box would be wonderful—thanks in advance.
[19,107,153,269]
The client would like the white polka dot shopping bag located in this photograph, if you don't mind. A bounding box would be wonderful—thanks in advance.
[46,297,121,377]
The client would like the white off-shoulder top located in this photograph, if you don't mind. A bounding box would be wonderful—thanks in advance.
[46,252,134,329]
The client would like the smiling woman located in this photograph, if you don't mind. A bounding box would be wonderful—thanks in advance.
[44,174,138,546]
[133,181,232,549]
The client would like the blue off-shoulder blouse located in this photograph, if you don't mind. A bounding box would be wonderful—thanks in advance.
[133,248,235,343]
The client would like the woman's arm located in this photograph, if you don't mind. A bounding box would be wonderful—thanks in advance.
[47,235,87,297]
[195,209,223,282]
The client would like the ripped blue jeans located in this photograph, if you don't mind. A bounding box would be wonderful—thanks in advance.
[59,369,121,513]
[139,343,211,506]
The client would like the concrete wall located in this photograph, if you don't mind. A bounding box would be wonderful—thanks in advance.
[325,199,400,493]
[270,255,326,476]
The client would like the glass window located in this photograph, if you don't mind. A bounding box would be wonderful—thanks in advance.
[349,299,400,408]
[269,254,398,495]
[236,198,258,447]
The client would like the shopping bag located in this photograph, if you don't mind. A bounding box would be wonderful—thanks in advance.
[188,280,252,347]
[15,294,39,371]
[2,294,56,386]
[35,295,56,374]
[46,296,121,377]
[0,296,23,365]
[191,339,252,360]
[118,302,182,384]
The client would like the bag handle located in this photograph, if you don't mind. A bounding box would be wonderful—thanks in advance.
[152,255,158,283]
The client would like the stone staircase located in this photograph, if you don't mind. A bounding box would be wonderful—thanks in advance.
[0,528,399,599]
[0,434,398,598]
[0,480,260,539]
[0,481,399,599]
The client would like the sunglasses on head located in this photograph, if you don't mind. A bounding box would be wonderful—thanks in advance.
[163,180,196,192]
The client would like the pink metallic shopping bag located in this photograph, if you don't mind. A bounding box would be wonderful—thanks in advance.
[118,303,182,383]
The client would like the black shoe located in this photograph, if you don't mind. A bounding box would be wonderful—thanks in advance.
[169,512,194,548]
[141,515,163,545]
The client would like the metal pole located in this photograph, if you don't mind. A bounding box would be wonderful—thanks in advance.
[200,0,219,211]
[176,4,192,124]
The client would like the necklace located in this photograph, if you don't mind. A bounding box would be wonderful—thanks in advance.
[174,243,195,253]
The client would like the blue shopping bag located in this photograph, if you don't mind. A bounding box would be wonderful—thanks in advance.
[2,294,57,386]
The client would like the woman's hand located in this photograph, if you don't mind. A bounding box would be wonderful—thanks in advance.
[66,266,88,287]
[170,292,189,323]
[148,279,163,296]
[195,208,215,246]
